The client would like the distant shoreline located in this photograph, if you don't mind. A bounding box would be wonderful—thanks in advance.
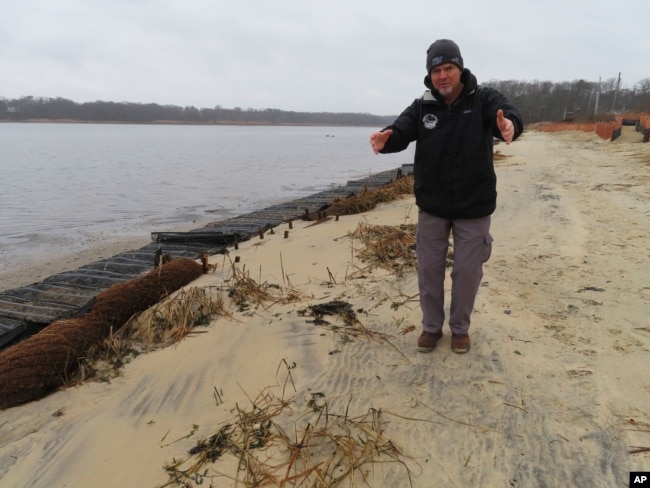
[0,119,378,127]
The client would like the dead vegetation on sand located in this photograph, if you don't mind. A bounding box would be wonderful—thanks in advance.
[160,365,415,488]
[325,175,413,216]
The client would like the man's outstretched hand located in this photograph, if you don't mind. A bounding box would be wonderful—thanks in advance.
[497,109,515,144]
[370,129,393,154]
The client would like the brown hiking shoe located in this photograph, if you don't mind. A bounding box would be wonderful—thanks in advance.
[417,331,443,353]
[451,334,471,354]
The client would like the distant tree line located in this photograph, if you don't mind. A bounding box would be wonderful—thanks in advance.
[0,96,394,126]
[1,76,649,126]
[484,76,650,123]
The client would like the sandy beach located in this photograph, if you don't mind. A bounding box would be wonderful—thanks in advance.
[0,129,648,487]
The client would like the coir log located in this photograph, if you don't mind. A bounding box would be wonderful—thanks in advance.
[0,257,204,410]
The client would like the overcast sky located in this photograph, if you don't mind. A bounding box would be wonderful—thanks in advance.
[2,0,648,116]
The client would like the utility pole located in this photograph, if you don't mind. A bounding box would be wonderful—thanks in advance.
[594,76,601,115]
[611,72,621,113]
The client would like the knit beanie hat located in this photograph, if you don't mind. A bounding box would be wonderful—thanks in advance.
[426,39,464,72]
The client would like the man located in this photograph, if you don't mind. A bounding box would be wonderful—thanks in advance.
[370,39,523,354]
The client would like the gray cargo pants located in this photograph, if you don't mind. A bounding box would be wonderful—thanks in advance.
[416,211,493,335]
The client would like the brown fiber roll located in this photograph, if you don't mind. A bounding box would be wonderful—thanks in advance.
[0,257,203,410]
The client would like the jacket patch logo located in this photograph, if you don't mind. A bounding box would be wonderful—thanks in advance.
[423,114,438,130]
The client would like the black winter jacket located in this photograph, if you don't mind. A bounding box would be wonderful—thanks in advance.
[380,69,523,219]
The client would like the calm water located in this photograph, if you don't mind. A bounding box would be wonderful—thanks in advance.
[0,123,410,276]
